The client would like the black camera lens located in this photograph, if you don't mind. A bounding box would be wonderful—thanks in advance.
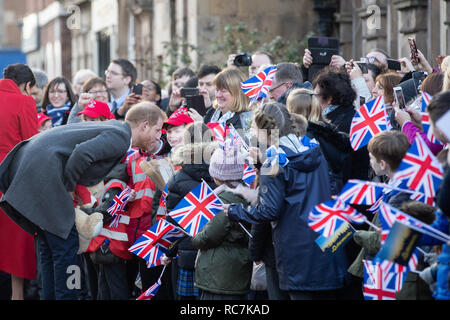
[234,53,252,67]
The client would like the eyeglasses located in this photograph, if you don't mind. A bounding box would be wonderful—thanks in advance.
[269,82,286,93]
[366,56,380,64]
[88,89,108,95]
[104,69,123,77]
[49,89,67,95]
[143,85,156,91]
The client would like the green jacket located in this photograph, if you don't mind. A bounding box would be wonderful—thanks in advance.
[192,186,253,295]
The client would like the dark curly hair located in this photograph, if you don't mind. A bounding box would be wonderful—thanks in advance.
[312,67,357,107]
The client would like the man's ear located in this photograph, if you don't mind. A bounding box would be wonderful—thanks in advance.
[25,82,34,96]
[124,76,132,88]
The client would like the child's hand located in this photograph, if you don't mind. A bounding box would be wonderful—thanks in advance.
[161,254,172,266]
[128,189,137,202]
[222,204,230,216]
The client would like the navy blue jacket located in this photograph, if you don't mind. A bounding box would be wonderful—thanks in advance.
[228,140,347,291]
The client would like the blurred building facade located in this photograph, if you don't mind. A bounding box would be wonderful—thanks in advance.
[6,0,450,85]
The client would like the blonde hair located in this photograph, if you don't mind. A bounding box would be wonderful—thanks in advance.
[213,68,250,113]
[441,56,450,75]
[443,66,450,92]
[286,88,327,122]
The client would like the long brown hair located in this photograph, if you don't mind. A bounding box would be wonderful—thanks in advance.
[375,72,402,105]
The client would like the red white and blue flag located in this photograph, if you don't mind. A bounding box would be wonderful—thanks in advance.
[207,122,227,150]
[107,187,134,228]
[158,184,168,211]
[228,124,247,149]
[393,134,444,202]
[122,147,141,163]
[308,199,366,238]
[129,219,185,268]
[243,164,257,187]
[349,96,389,151]
[137,278,161,300]
[420,92,442,145]
[338,179,385,206]
[363,259,407,300]
[168,181,224,237]
[241,66,277,102]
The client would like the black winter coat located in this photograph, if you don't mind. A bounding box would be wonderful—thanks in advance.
[325,104,370,183]
[165,142,217,269]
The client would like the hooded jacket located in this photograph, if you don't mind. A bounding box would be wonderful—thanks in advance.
[192,184,257,295]
[228,134,347,291]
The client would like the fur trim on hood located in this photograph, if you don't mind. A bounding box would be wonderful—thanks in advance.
[214,183,259,206]
[171,141,218,166]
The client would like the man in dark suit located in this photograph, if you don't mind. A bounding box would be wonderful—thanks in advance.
[0,101,166,300]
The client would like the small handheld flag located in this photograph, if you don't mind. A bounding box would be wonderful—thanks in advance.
[393,134,444,203]
[349,96,389,151]
[168,181,224,237]
[241,66,277,102]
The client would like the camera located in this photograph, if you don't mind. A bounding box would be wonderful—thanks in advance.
[180,87,199,98]
[234,53,252,67]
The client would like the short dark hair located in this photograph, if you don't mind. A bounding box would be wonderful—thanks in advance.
[367,63,383,82]
[172,67,195,81]
[41,77,77,110]
[197,65,221,79]
[112,58,137,87]
[149,80,162,106]
[274,62,303,84]
[427,90,450,123]
[313,68,357,107]
[3,63,36,88]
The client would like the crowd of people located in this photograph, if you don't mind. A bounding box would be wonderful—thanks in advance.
[0,44,449,301]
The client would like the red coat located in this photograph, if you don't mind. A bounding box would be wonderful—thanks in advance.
[0,79,38,279]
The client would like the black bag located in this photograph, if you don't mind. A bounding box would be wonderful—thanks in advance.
[89,241,122,265]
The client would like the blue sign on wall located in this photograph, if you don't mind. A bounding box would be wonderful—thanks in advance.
[0,49,27,78]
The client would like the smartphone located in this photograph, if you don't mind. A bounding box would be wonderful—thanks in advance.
[360,96,366,106]
[408,38,419,64]
[186,95,207,116]
[180,87,199,98]
[356,61,368,74]
[394,87,406,109]
[387,59,401,71]
[132,83,143,96]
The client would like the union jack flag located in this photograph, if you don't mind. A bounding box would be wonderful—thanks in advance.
[420,92,442,145]
[243,164,257,187]
[159,184,168,210]
[363,259,407,300]
[393,134,444,201]
[349,96,389,151]
[122,147,141,163]
[308,199,366,238]
[207,122,227,150]
[137,278,161,300]
[338,179,384,206]
[241,66,277,102]
[129,219,184,268]
[228,124,247,149]
[107,187,134,228]
[168,181,224,237]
